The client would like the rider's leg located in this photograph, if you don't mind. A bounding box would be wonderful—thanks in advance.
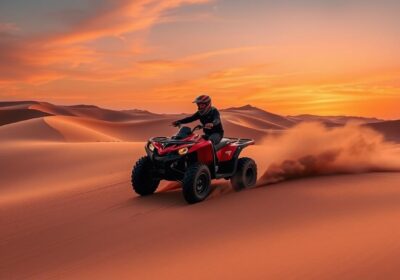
[207,133,223,172]
[208,132,223,145]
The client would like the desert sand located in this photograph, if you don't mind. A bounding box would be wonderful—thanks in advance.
[1,101,400,279]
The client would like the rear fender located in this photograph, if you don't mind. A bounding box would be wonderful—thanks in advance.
[214,141,255,179]
[216,145,239,162]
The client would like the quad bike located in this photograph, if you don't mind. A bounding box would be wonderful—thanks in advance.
[131,124,257,204]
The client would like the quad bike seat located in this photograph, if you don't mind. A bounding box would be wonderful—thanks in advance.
[214,138,231,151]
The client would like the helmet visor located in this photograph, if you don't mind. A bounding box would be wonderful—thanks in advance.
[197,103,208,110]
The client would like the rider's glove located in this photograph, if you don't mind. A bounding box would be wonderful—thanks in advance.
[204,123,214,129]
[172,121,181,127]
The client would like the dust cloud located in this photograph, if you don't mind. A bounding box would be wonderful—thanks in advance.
[257,122,400,185]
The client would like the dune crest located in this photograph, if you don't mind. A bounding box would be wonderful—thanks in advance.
[0,117,65,142]
[44,116,121,142]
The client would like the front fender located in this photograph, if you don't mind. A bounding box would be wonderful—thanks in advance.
[191,142,214,165]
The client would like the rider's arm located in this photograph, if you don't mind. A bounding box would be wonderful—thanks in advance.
[177,112,200,124]
[211,109,221,126]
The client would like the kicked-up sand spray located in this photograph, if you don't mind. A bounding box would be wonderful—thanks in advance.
[257,122,400,185]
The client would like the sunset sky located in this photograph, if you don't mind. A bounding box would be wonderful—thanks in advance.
[0,0,399,118]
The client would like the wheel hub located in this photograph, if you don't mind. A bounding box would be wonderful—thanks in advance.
[196,173,208,194]
[244,165,256,186]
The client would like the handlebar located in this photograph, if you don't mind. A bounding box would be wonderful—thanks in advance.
[171,122,203,133]
[191,125,203,133]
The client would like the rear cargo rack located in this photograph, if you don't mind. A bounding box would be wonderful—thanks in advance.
[223,137,255,145]
[150,136,254,146]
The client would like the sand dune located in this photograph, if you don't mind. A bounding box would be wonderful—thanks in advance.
[365,120,400,143]
[1,100,400,279]
[223,111,287,130]
[288,114,382,125]
[0,142,142,205]
[1,141,400,279]
[0,100,38,109]
[221,118,274,140]
[29,102,75,117]
[0,117,65,142]
[222,104,296,128]
[70,113,271,142]
[0,108,52,126]
[29,102,140,121]
[44,116,121,142]
[0,101,158,125]
[66,115,179,141]
[0,116,120,143]
[1,101,400,143]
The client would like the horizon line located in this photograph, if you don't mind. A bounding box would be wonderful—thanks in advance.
[0,99,396,121]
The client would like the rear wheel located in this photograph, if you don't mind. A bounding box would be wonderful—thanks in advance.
[131,156,160,196]
[182,164,211,204]
[231,157,257,191]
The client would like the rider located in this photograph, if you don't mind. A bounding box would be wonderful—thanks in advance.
[172,95,224,145]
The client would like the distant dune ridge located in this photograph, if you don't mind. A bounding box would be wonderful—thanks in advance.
[1,101,399,143]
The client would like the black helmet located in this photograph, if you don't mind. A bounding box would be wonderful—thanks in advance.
[193,94,212,115]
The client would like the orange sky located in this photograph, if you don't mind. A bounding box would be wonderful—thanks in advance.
[0,0,399,118]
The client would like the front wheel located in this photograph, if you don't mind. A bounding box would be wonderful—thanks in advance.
[231,157,257,191]
[182,164,211,204]
[131,156,160,196]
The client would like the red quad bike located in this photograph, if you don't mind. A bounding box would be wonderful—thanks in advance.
[131,125,257,204]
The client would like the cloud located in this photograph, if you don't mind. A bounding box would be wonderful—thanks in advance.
[1,0,399,119]
[0,0,213,84]
[182,46,268,62]
[0,22,20,33]
[50,0,212,45]
[0,31,101,83]
[145,62,400,117]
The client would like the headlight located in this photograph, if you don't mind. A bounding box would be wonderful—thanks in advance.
[148,143,155,151]
[178,147,188,155]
